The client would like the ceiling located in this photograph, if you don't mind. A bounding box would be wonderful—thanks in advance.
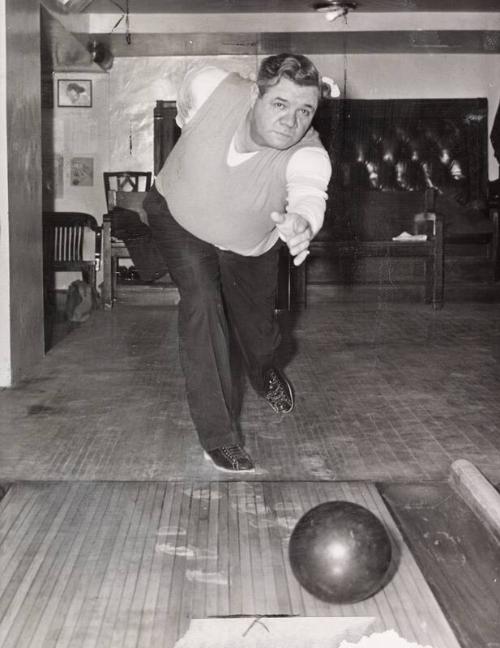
[42,0,500,67]
[85,0,500,13]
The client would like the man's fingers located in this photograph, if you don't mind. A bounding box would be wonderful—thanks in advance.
[293,249,310,266]
[271,211,312,265]
[293,219,309,234]
[289,239,310,257]
[270,211,285,224]
[288,229,312,250]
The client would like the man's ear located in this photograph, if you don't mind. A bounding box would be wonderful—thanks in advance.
[249,83,259,107]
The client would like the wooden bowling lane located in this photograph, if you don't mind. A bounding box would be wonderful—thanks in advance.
[0,480,460,648]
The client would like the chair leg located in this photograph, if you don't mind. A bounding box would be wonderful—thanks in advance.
[490,206,499,282]
[89,266,99,309]
[432,217,444,310]
[111,257,118,304]
[102,219,113,309]
[88,266,95,290]
[424,257,432,305]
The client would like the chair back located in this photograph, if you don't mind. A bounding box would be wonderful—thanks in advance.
[103,171,152,210]
[43,211,102,271]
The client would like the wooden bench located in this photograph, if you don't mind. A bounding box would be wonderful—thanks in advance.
[284,97,498,310]
[287,208,445,311]
[283,190,499,311]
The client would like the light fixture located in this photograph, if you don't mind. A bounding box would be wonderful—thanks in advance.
[41,0,95,13]
[87,39,114,70]
[313,1,357,22]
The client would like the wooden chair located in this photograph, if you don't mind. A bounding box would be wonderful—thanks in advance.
[103,171,152,207]
[42,211,102,312]
[102,171,152,308]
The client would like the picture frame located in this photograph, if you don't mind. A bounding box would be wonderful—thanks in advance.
[57,79,92,108]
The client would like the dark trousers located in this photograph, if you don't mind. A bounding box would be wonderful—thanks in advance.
[144,187,282,451]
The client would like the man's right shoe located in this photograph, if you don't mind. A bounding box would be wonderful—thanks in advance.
[204,445,255,473]
[263,367,294,414]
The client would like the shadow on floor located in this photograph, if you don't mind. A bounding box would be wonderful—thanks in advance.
[44,290,84,352]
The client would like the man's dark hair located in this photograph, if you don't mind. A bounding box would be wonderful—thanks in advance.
[257,54,321,96]
[67,82,85,94]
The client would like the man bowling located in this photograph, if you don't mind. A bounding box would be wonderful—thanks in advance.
[144,54,332,473]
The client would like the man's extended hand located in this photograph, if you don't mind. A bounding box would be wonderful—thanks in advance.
[271,211,313,266]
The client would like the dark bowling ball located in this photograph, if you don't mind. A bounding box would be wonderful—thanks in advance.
[289,500,393,604]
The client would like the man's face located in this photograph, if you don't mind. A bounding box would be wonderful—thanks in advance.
[249,77,319,150]
[67,89,79,103]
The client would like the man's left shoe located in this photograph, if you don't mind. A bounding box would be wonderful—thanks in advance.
[263,368,294,414]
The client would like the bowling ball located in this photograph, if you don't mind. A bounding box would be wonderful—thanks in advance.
[288,500,393,604]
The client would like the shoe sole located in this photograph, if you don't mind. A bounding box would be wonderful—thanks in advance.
[203,451,255,473]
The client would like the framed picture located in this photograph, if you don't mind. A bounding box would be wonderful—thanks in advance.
[70,157,94,186]
[57,79,92,108]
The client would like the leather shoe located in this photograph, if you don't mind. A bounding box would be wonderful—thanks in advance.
[263,368,294,414]
[204,445,255,472]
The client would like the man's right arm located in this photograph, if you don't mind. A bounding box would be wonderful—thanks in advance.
[176,65,230,128]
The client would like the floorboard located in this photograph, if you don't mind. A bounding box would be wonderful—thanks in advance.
[0,481,460,648]
[1,303,500,483]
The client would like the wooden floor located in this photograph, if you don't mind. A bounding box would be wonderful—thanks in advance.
[1,301,500,647]
[0,480,461,648]
[2,302,500,483]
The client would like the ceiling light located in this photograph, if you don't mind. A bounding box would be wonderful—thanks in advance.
[313,1,357,21]
[42,0,95,12]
